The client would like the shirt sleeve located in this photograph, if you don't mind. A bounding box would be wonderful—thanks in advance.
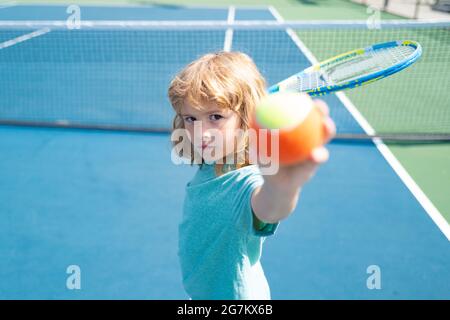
[233,167,278,237]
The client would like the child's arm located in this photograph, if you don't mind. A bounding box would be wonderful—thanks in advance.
[251,101,336,224]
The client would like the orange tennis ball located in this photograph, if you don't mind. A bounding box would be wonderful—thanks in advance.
[251,92,325,165]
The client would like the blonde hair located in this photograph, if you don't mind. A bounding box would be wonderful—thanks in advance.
[168,51,267,175]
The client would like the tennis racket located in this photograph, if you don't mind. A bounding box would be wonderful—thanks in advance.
[268,40,422,96]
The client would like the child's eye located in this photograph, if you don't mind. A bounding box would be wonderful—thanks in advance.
[184,116,196,123]
[209,114,223,121]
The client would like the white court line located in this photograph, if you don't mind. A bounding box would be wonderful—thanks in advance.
[223,6,235,52]
[0,28,51,50]
[267,5,450,241]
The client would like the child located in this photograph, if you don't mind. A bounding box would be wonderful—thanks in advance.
[168,51,335,300]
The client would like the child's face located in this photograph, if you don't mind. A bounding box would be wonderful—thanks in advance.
[181,102,243,163]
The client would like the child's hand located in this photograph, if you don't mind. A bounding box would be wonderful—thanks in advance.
[252,100,335,223]
[263,99,335,191]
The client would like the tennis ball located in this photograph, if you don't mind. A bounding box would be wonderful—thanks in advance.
[251,92,325,165]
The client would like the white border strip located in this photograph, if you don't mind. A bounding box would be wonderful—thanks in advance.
[224,6,235,52]
[268,5,450,241]
[0,27,50,50]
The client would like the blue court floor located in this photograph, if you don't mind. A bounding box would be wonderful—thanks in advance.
[0,4,449,299]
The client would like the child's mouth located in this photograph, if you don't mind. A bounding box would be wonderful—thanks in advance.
[202,144,212,150]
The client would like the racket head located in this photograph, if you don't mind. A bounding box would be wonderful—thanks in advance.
[269,40,422,96]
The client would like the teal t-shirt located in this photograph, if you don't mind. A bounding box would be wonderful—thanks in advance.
[178,163,278,300]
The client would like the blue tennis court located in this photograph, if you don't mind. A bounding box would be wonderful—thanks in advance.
[0,4,449,299]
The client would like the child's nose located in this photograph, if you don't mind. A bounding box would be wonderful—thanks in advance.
[202,130,213,141]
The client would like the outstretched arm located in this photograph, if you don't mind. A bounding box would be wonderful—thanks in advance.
[251,100,336,224]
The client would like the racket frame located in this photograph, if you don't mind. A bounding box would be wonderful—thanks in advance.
[268,40,422,96]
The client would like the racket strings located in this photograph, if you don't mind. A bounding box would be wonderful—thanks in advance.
[326,46,415,83]
[293,45,416,92]
[296,70,328,91]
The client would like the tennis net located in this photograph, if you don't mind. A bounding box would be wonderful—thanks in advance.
[0,20,449,141]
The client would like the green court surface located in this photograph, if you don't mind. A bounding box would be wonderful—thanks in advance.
[299,29,450,135]
[389,144,450,223]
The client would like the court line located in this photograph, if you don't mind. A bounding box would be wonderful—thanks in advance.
[0,28,51,50]
[267,5,450,241]
[224,6,235,52]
